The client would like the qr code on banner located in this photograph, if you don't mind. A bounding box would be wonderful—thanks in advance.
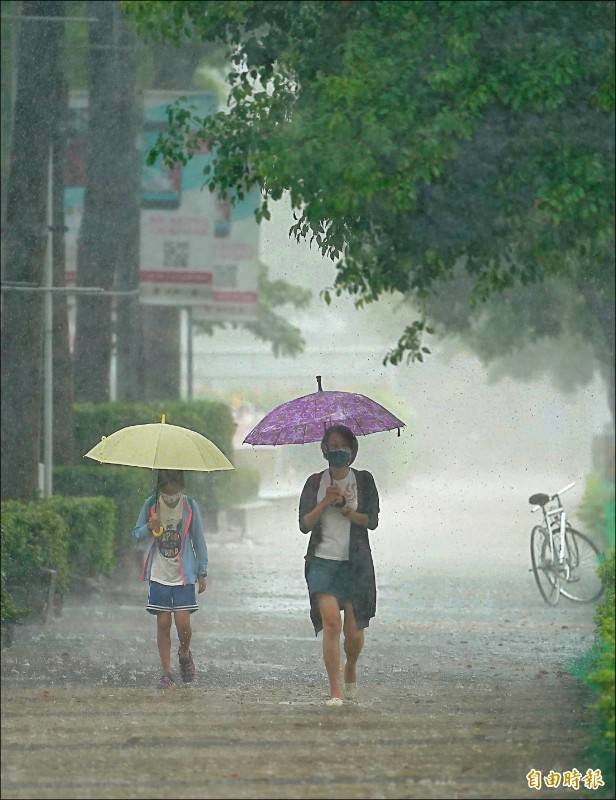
[213,264,238,287]
[163,241,189,269]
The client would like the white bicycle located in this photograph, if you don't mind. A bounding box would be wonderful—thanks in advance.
[529,481,604,606]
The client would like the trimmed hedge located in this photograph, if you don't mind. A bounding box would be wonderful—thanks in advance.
[44,496,117,577]
[1,501,70,592]
[1,501,69,623]
[588,549,615,746]
[1,496,117,623]
[54,465,150,552]
[568,545,615,798]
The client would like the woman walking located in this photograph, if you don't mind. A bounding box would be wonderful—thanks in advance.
[299,424,380,706]
[132,469,208,688]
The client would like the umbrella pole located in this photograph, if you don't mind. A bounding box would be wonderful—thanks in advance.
[152,471,160,508]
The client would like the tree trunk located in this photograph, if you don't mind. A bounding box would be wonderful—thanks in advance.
[73,1,119,402]
[51,37,75,466]
[114,12,142,402]
[1,6,17,238]
[0,1,62,500]
[141,307,182,401]
[138,44,205,402]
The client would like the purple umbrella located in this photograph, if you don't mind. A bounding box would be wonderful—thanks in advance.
[243,377,406,446]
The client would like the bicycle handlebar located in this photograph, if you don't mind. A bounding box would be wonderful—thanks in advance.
[554,481,575,497]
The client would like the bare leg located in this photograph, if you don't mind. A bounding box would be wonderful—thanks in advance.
[156,612,172,674]
[317,594,343,699]
[174,610,192,657]
[343,602,364,685]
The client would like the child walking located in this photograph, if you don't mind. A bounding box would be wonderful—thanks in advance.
[132,469,208,688]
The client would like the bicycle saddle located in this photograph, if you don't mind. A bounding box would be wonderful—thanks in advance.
[529,493,550,506]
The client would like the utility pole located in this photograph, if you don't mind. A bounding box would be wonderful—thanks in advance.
[186,307,194,400]
[43,146,54,497]
[1,268,140,496]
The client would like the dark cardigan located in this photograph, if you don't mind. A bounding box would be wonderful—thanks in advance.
[298,468,380,636]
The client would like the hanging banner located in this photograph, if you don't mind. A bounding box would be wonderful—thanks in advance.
[64,91,260,320]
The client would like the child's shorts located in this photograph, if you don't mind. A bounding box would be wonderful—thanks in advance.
[146,581,198,614]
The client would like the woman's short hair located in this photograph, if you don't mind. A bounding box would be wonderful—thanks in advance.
[320,424,359,464]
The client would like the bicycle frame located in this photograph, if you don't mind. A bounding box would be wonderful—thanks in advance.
[531,482,576,579]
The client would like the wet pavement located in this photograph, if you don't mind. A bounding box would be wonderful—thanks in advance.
[1,476,601,799]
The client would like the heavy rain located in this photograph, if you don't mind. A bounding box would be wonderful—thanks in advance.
[1,2,614,799]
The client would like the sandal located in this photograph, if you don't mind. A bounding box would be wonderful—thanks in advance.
[178,649,196,683]
[158,673,175,689]
[344,682,358,700]
[325,697,344,707]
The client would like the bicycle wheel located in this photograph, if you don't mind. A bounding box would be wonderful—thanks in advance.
[559,528,604,603]
[530,526,560,605]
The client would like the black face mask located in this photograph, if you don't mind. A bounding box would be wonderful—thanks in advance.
[326,449,352,468]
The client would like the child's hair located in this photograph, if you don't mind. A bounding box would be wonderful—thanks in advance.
[157,469,185,490]
[320,424,359,464]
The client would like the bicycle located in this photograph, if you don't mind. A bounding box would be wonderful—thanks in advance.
[529,481,604,606]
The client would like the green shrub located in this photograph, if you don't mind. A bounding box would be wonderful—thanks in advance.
[1,501,70,621]
[568,546,615,798]
[578,473,616,548]
[44,496,117,577]
[1,496,119,622]
[1,569,25,623]
[1,501,70,590]
[588,549,615,742]
[54,465,150,551]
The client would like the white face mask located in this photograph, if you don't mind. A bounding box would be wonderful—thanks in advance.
[161,491,182,505]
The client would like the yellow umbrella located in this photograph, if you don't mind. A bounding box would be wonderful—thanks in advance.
[83,415,234,472]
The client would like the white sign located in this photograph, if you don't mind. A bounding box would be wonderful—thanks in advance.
[65,91,260,320]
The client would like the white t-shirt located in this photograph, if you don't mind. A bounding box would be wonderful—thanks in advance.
[314,469,358,561]
[150,495,185,586]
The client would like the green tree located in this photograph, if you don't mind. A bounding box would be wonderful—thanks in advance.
[126,0,614,399]
[423,265,614,419]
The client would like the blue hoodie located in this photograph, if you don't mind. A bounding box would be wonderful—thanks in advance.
[132,495,208,584]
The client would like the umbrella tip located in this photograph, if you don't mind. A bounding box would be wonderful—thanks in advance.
[161,414,166,424]
[316,376,323,392]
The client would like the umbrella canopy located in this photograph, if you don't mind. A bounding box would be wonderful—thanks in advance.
[84,416,234,472]
[243,377,406,446]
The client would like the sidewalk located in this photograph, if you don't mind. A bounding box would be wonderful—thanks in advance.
[1,480,600,799]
